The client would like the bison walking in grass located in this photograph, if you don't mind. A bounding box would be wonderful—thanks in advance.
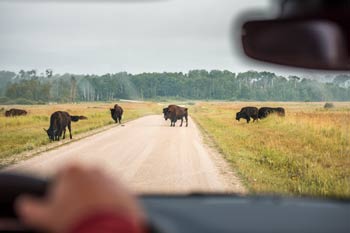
[5,108,27,117]
[258,107,285,119]
[44,111,87,141]
[110,104,124,124]
[236,107,259,123]
[163,105,188,127]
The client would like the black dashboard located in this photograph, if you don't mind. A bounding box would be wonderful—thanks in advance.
[141,195,350,233]
[1,173,349,233]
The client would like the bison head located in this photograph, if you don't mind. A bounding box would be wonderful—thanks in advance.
[163,108,169,120]
[44,128,56,141]
[236,112,242,121]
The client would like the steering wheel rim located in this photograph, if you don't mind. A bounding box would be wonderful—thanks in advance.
[0,173,48,232]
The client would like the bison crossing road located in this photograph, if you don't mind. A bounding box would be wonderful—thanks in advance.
[236,106,285,123]
[163,105,189,127]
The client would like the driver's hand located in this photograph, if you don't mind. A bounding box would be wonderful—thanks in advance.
[15,165,145,233]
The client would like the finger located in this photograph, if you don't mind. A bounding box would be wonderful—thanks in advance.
[15,195,51,230]
[58,163,85,178]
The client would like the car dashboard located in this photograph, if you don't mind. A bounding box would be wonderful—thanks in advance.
[141,195,350,233]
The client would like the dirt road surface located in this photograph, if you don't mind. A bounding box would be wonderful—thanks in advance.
[5,115,245,194]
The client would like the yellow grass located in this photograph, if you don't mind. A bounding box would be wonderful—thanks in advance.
[0,102,159,165]
[191,102,350,198]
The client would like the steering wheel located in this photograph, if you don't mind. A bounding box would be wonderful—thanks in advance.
[0,173,48,233]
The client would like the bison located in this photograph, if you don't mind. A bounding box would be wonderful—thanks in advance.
[164,105,188,127]
[236,107,259,123]
[110,104,123,124]
[258,107,285,119]
[5,108,27,117]
[44,111,87,141]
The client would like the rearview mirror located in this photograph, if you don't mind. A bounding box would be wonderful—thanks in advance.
[242,19,350,70]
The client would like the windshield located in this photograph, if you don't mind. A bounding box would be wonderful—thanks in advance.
[0,0,349,199]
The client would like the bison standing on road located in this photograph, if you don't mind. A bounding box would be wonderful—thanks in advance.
[44,111,87,141]
[164,105,188,127]
[236,107,259,123]
[5,108,27,117]
[110,104,124,124]
[258,107,285,119]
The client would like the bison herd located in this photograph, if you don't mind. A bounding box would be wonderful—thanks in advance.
[236,106,285,123]
[2,105,125,142]
[44,104,125,142]
[2,103,286,142]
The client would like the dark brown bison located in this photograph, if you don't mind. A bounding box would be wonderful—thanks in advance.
[110,104,123,124]
[5,108,27,117]
[258,107,285,119]
[44,111,87,141]
[236,107,259,123]
[164,105,188,127]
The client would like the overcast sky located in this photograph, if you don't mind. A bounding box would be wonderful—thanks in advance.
[0,0,343,78]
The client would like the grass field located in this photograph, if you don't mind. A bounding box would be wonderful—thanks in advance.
[1,101,349,198]
[0,102,159,166]
[191,102,350,199]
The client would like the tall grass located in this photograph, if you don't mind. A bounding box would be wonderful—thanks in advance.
[0,102,159,165]
[191,102,350,198]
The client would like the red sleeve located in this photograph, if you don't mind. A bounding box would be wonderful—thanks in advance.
[67,212,147,233]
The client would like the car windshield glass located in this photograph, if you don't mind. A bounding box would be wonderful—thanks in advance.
[0,0,349,199]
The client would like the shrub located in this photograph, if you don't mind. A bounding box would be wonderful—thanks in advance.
[324,102,335,109]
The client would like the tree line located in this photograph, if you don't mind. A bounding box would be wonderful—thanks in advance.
[0,70,349,104]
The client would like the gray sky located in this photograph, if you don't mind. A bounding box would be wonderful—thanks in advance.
[0,0,275,74]
[0,0,342,78]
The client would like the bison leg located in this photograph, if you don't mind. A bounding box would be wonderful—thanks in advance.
[185,115,188,127]
[170,117,176,127]
[68,123,72,139]
[62,128,66,139]
[246,118,250,124]
[180,118,183,127]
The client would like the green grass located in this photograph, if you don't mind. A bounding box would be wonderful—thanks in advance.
[0,102,159,165]
[191,102,350,199]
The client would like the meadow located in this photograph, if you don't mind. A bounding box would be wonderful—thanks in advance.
[191,102,350,199]
[1,100,349,198]
[0,102,159,167]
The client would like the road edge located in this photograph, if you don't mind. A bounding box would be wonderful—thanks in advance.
[191,116,248,194]
[0,115,153,169]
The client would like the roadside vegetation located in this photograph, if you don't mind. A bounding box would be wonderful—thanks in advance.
[191,102,350,199]
[0,102,159,166]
